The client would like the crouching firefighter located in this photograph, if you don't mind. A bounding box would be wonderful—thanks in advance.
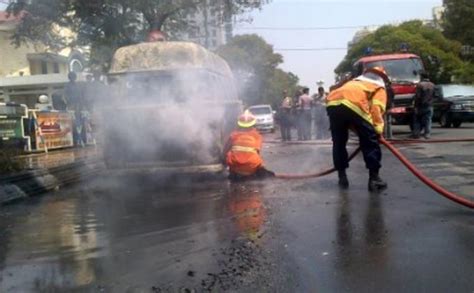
[224,110,275,181]
[326,67,389,192]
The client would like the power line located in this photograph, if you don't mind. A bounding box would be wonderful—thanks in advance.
[234,20,432,31]
[274,48,347,51]
[235,25,376,31]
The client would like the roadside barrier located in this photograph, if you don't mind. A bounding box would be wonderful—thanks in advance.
[275,137,474,209]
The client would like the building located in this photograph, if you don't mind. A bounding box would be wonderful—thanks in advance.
[432,6,445,29]
[0,11,87,108]
[182,0,232,51]
[0,11,86,78]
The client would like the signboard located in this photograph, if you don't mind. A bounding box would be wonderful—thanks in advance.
[34,111,74,150]
[0,118,24,139]
[0,103,28,148]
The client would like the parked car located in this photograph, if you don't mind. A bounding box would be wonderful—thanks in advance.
[248,104,275,132]
[432,84,474,128]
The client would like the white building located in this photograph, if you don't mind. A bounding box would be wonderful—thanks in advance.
[182,0,232,51]
[432,6,445,29]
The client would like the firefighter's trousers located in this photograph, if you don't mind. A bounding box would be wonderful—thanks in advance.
[327,105,382,172]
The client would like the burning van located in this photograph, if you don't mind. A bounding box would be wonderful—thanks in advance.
[101,41,241,171]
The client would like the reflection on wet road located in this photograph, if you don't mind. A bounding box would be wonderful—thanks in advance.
[1,137,474,292]
[0,176,277,292]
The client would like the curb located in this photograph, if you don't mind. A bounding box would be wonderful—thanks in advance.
[0,158,105,206]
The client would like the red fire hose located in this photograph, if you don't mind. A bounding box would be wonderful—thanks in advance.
[380,137,474,209]
[275,138,474,209]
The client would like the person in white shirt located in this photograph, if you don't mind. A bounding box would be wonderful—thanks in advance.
[298,88,313,140]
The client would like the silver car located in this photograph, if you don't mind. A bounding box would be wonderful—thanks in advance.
[248,104,275,132]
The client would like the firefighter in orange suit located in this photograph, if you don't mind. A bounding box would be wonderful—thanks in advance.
[224,110,275,180]
[326,67,389,192]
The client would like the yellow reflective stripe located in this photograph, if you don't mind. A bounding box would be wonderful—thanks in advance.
[372,99,386,111]
[327,99,373,124]
[232,146,258,153]
[238,120,256,128]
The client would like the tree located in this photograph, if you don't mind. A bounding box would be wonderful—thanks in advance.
[6,0,270,70]
[335,21,474,84]
[216,34,300,107]
[443,0,474,48]
[443,0,474,63]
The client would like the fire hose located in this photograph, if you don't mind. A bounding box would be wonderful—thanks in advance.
[275,138,474,209]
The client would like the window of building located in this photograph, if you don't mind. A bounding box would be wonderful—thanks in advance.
[41,61,48,74]
[53,62,60,73]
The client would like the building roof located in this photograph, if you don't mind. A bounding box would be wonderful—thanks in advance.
[0,73,86,88]
[27,52,69,63]
[109,41,233,77]
[356,53,420,64]
[0,11,25,25]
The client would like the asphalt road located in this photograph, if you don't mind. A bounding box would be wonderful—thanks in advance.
[1,124,474,292]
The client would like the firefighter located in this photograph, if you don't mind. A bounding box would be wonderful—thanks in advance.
[326,67,389,192]
[224,110,275,181]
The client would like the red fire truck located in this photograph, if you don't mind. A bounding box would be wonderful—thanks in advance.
[352,53,426,126]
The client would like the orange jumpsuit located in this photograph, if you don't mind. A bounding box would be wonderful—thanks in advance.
[225,128,263,176]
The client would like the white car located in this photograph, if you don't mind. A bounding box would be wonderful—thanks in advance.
[248,104,275,132]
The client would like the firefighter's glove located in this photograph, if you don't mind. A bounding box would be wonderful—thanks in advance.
[374,125,384,136]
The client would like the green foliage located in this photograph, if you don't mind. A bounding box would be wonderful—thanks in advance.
[7,0,270,71]
[336,21,474,84]
[443,0,474,49]
[216,34,300,107]
[264,69,299,107]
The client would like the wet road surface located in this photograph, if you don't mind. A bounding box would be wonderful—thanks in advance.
[1,125,474,292]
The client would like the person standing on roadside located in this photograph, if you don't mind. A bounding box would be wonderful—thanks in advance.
[64,72,86,146]
[293,89,304,140]
[299,88,313,140]
[279,90,293,141]
[411,72,435,139]
[313,86,330,140]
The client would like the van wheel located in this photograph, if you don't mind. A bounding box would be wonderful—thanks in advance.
[452,120,462,128]
[440,113,451,128]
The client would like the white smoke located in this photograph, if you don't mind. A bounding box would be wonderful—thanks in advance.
[94,69,240,167]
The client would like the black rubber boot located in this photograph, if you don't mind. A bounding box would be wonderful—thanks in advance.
[338,170,349,189]
[368,169,387,192]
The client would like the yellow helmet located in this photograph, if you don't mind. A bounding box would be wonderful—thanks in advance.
[238,110,257,128]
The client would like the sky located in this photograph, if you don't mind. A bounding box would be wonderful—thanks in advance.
[234,0,442,91]
[0,0,442,92]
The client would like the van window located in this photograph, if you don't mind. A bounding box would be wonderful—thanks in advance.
[121,71,220,103]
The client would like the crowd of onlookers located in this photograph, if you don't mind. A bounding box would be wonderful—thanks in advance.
[277,86,330,141]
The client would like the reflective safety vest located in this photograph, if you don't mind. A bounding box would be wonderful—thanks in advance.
[226,129,263,175]
[326,79,387,134]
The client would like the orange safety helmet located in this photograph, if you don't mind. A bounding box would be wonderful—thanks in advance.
[238,110,257,128]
